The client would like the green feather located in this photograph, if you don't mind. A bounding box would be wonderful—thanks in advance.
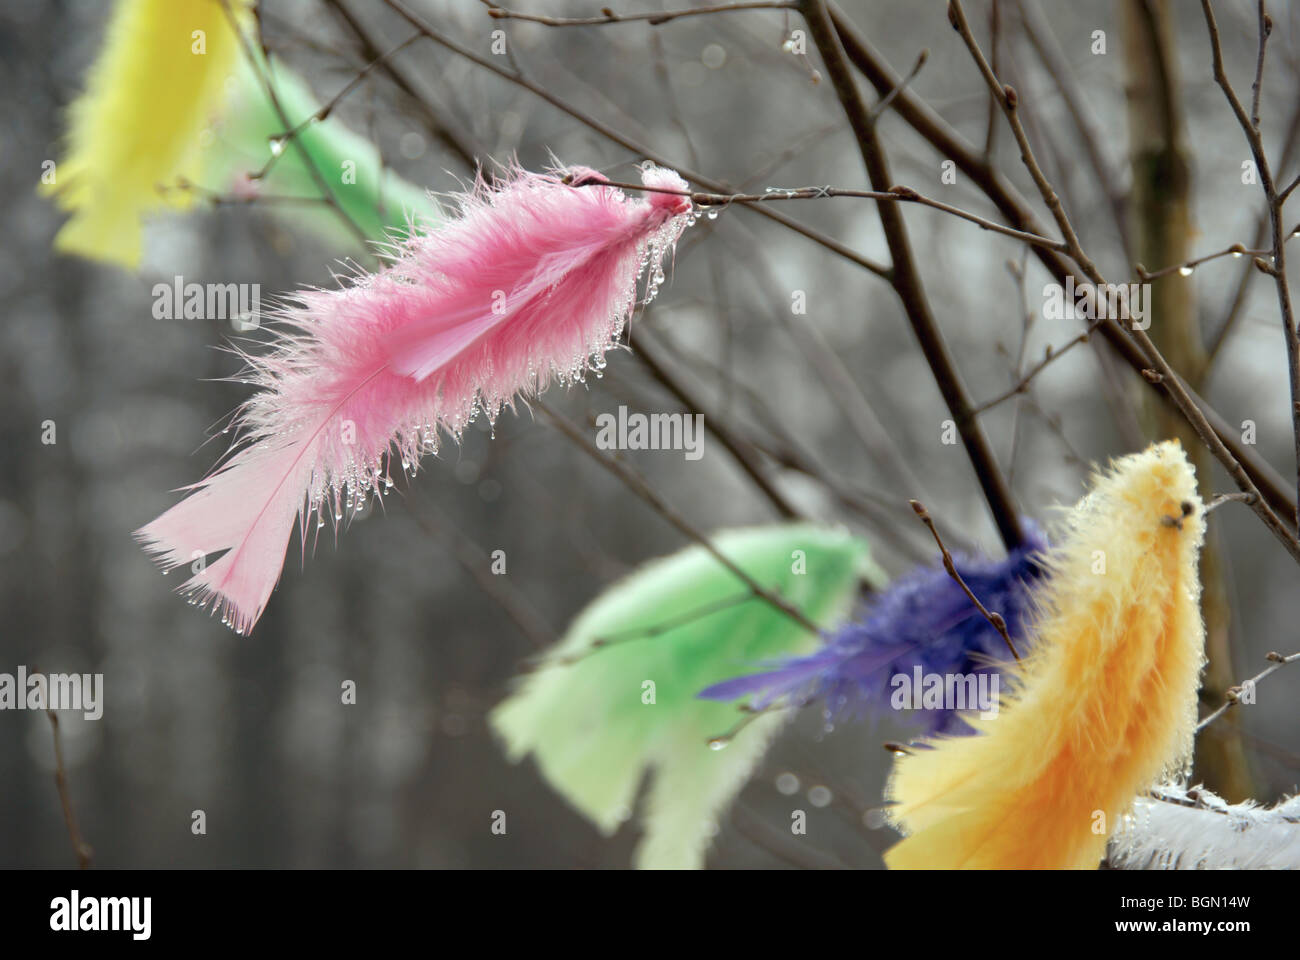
[200,53,440,243]
[491,524,882,868]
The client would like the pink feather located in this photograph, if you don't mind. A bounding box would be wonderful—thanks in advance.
[136,163,695,634]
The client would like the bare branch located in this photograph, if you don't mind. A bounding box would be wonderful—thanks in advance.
[1201,0,1300,528]
[1136,239,1296,282]
[406,495,556,650]
[324,0,479,167]
[536,403,824,635]
[1198,650,1299,733]
[218,0,375,255]
[799,0,1027,552]
[973,317,1108,414]
[946,0,1300,562]
[480,1,797,27]
[909,500,1021,661]
[381,0,890,278]
[46,709,92,870]
[1251,0,1271,131]
[549,592,757,667]
[561,174,1069,251]
[825,3,1290,522]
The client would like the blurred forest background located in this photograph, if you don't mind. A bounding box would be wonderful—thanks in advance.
[1,0,1298,868]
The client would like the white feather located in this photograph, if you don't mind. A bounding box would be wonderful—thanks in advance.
[1108,783,1300,869]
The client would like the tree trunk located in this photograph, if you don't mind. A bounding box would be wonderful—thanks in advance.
[1123,0,1254,801]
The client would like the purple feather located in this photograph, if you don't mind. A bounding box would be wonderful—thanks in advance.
[698,523,1049,735]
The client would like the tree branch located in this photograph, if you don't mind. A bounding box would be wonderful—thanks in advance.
[799,0,1026,552]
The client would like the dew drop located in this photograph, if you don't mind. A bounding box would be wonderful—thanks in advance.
[863,808,889,830]
[1178,265,1194,277]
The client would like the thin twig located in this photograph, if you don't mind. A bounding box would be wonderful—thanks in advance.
[829,3,1296,500]
[983,0,1000,161]
[1201,0,1300,528]
[733,121,844,189]
[800,0,1026,552]
[1197,650,1299,732]
[1251,0,1271,132]
[948,0,1300,563]
[870,48,928,122]
[480,1,797,27]
[382,0,1287,527]
[705,700,788,748]
[252,33,424,182]
[633,333,805,520]
[999,253,1034,482]
[909,500,1020,661]
[406,494,556,649]
[382,0,890,278]
[1204,491,1259,515]
[644,325,934,560]
[218,0,375,256]
[46,709,92,869]
[537,403,823,635]
[1206,93,1300,369]
[1014,0,1131,263]
[562,175,1070,251]
[1281,172,1300,205]
[947,1,1099,280]
[730,801,852,870]
[164,178,334,208]
[1148,783,1300,821]
[550,592,758,667]
[324,0,479,168]
[1137,239,1296,282]
[973,316,1109,414]
[687,219,947,514]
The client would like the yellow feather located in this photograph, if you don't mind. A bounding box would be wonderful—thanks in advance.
[885,440,1206,869]
[40,0,250,268]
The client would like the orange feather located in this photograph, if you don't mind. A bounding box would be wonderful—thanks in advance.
[885,440,1206,869]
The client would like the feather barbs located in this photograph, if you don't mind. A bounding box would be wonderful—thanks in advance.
[137,163,697,634]
[884,441,1208,869]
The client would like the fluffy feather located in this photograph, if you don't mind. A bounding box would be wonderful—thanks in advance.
[885,440,1206,869]
[137,164,695,634]
[1109,783,1300,870]
[490,525,877,869]
[40,0,251,268]
[698,523,1048,735]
